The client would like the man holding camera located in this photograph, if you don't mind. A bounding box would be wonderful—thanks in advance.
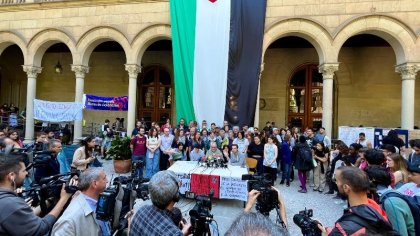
[244,187,288,228]
[0,153,72,235]
[52,167,110,236]
[317,166,395,235]
[130,170,191,236]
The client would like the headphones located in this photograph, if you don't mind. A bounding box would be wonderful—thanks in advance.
[169,175,181,203]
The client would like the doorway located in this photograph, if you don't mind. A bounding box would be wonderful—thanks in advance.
[288,64,323,129]
[137,65,173,128]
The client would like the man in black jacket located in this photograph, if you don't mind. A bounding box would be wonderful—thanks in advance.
[0,153,71,235]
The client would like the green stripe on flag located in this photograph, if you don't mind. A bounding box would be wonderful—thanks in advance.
[170,0,196,123]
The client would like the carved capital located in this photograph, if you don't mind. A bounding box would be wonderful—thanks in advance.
[22,65,42,78]
[395,63,420,80]
[125,64,141,78]
[318,63,339,80]
[71,65,89,78]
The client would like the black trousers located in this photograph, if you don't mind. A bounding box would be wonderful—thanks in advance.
[160,153,170,171]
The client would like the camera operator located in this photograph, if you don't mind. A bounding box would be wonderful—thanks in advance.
[226,212,288,236]
[52,167,110,236]
[34,139,62,183]
[130,170,191,236]
[0,153,72,235]
[316,166,396,235]
[244,188,288,228]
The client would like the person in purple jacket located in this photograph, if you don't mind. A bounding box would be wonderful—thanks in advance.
[280,134,292,186]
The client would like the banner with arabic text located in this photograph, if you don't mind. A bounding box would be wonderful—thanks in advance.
[83,94,128,111]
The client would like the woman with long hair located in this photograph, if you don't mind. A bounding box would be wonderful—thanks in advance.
[313,142,329,192]
[247,135,265,175]
[145,127,161,178]
[386,153,409,189]
[72,136,96,171]
[7,130,23,148]
[263,135,278,184]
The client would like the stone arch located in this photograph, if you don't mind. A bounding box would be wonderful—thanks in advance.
[332,15,417,65]
[27,28,76,66]
[0,31,27,62]
[76,26,130,66]
[131,24,172,65]
[263,18,333,65]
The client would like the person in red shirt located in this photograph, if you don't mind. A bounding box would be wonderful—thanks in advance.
[130,127,147,178]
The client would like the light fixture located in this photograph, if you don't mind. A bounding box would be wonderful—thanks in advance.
[55,61,62,74]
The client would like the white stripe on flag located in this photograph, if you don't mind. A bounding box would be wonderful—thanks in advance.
[193,0,231,126]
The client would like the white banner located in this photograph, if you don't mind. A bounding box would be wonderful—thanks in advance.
[34,99,83,122]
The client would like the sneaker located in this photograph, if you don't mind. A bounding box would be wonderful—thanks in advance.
[298,189,307,193]
[286,182,290,187]
[318,189,324,193]
[280,180,285,185]
[313,188,319,192]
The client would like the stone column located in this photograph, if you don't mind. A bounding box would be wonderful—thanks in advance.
[125,64,141,137]
[254,63,264,127]
[396,63,419,130]
[71,65,89,143]
[318,63,339,138]
[22,65,42,143]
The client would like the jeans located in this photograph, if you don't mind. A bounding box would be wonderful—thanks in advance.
[145,149,160,179]
[132,155,145,178]
[281,162,291,182]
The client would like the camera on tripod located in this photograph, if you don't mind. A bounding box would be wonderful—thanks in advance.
[293,208,322,236]
[185,191,214,236]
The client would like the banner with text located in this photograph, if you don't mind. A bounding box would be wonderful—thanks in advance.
[34,99,83,122]
[84,94,128,111]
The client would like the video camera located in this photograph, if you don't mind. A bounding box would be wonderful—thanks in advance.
[242,174,278,216]
[96,175,150,235]
[293,208,322,236]
[185,191,214,236]
[21,172,79,215]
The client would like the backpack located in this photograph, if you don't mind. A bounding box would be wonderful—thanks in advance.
[298,146,313,162]
[380,191,420,235]
[340,213,401,235]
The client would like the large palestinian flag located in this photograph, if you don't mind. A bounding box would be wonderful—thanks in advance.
[170,0,266,127]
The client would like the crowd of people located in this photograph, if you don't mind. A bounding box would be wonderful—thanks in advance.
[1,116,420,236]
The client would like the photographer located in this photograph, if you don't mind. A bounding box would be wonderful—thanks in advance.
[317,166,396,235]
[0,153,72,235]
[244,188,288,228]
[130,170,191,236]
[226,212,288,236]
[34,139,62,183]
[52,167,110,236]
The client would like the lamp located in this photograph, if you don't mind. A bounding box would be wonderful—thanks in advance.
[55,61,62,74]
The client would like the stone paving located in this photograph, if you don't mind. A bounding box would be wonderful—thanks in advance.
[102,159,344,235]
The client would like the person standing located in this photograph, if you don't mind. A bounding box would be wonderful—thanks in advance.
[160,128,175,170]
[293,135,313,193]
[280,134,292,186]
[247,135,265,175]
[145,128,160,178]
[72,136,96,172]
[130,127,147,178]
[313,142,329,193]
[52,168,110,236]
[263,136,278,184]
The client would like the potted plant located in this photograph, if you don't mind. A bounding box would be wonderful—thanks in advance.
[106,136,132,173]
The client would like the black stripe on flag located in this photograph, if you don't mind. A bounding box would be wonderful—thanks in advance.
[225,0,267,127]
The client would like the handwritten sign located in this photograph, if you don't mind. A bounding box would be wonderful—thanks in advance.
[219,176,248,201]
[176,173,191,194]
[34,99,83,122]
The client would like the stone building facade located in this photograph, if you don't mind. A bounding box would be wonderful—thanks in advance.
[0,0,419,141]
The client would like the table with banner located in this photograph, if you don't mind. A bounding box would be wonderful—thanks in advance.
[168,161,249,202]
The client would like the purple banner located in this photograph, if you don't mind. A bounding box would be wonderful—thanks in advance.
[84,94,128,111]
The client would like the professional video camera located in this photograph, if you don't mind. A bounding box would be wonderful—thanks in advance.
[242,174,286,227]
[185,191,215,236]
[20,172,78,215]
[293,208,322,236]
[96,175,150,235]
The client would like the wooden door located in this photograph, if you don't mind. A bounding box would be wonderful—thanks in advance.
[288,64,323,130]
[138,66,173,128]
